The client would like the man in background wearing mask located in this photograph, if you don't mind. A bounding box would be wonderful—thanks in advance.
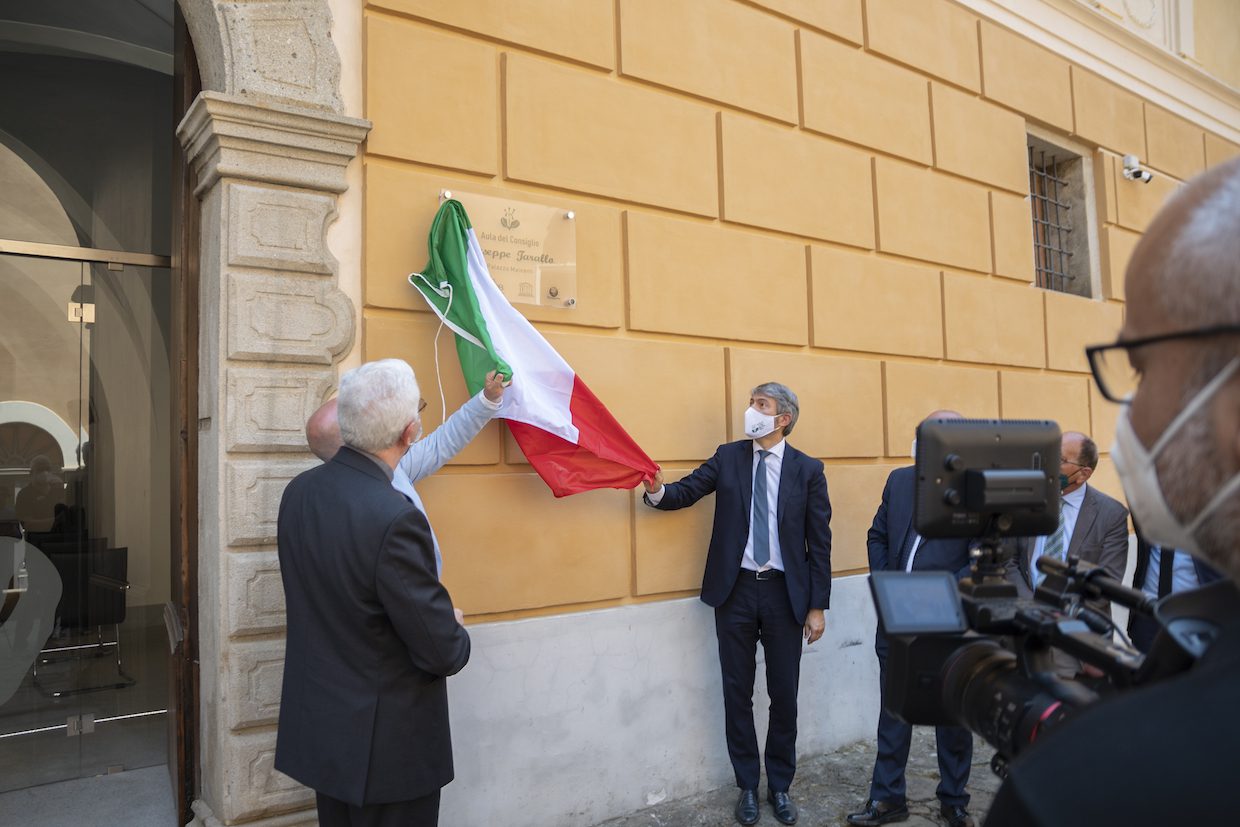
[1007,432,1129,623]
[848,410,976,827]
[641,382,832,826]
[985,158,1240,825]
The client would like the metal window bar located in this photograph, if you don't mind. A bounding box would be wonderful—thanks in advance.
[1028,147,1074,293]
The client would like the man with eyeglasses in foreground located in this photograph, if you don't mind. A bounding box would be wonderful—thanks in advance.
[306,368,509,576]
[985,158,1240,825]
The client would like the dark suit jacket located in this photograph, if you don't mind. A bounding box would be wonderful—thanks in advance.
[868,466,972,652]
[1007,484,1130,599]
[646,440,832,622]
[868,466,973,579]
[275,446,471,807]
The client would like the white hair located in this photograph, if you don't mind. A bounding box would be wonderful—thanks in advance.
[337,359,421,454]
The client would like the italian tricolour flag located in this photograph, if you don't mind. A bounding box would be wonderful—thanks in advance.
[409,199,657,498]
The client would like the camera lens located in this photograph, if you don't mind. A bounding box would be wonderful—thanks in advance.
[940,640,1071,760]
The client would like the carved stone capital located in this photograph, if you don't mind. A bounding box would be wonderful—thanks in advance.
[177,91,369,196]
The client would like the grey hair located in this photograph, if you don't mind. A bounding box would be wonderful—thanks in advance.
[751,382,799,436]
[337,359,421,454]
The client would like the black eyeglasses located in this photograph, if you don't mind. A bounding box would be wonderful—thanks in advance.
[1085,323,1240,403]
[417,398,427,414]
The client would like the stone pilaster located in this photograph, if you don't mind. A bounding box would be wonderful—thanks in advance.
[176,3,368,824]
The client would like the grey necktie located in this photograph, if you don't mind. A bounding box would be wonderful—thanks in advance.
[752,450,772,567]
[1034,501,1068,586]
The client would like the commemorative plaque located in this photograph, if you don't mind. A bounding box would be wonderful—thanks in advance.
[446,189,578,309]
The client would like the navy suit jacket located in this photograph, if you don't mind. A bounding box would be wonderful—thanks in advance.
[867,466,973,579]
[646,440,832,623]
[868,466,972,655]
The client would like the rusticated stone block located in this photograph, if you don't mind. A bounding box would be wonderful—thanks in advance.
[227,549,287,637]
[227,272,354,364]
[219,728,314,822]
[225,367,334,452]
[226,460,318,547]
[228,184,336,274]
[228,638,287,731]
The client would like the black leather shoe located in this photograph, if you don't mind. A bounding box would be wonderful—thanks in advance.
[735,789,759,825]
[940,803,974,827]
[846,799,910,826]
[768,790,797,825]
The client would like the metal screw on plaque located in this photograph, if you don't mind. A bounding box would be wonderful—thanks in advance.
[548,286,559,299]
[565,298,576,307]
[564,210,575,220]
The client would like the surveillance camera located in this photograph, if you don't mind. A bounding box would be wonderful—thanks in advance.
[1122,154,1154,184]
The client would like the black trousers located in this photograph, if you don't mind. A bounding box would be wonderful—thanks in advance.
[316,790,441,827]
[869,637,972,807]
[714,572,805,792]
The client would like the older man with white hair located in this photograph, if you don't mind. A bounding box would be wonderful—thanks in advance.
[984,158,1240,824]
[305,368,507,576]
[276,359,470,827]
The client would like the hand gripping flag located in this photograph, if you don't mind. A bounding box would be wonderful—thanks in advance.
[409,199,657,497]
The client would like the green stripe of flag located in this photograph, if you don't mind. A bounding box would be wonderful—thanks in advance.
[411,199,511,396]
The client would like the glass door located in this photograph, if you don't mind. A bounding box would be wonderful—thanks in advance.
[0,250,172,794]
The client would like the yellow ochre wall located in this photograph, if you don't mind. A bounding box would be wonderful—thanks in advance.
[360,0,1240,622]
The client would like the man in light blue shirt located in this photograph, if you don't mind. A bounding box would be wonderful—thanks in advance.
[306,370,507,576]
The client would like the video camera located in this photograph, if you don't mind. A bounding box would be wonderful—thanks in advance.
[869,418,1240,777]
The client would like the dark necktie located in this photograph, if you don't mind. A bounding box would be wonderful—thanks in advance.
[1157,546,1176,599]
[752,450,772,567]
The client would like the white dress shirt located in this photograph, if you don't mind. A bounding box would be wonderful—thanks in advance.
[645,440,787,572]
[1029,482,1088,581]
[393,391,500,574]
[741,439,786,572]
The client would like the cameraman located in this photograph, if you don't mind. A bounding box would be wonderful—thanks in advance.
[985,158,1240,824]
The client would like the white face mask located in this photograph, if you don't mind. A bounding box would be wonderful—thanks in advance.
[1112,356,1240,557]
[744,406,778,439]
[910,438,918,461]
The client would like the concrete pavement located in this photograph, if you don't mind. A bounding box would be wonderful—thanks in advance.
[593,730,1000,827]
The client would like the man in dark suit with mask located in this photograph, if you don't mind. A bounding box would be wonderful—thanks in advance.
[848,410,975,827]
[642,382,832,826]
[276,359,471,827]
[1008,431,1129,603]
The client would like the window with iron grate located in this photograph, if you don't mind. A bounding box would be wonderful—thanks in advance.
[1028,134,1094,298]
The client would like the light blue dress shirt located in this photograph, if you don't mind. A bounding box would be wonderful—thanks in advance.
[1141,546,1201,597]
[393,391,500,575]
[1029,483,1088,582]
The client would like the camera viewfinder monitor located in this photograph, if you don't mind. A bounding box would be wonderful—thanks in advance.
[914,419,1060,539]
[869,571,968,636]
